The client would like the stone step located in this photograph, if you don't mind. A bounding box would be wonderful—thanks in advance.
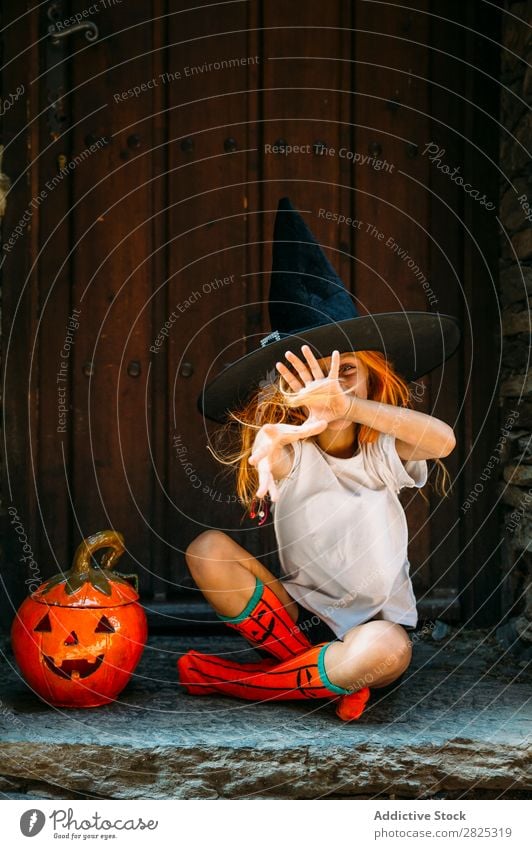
[0,630,529,800]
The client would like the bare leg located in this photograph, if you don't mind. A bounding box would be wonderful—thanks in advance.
[324,620,413,691]
[186,532,411,692]
[185,529,299,622]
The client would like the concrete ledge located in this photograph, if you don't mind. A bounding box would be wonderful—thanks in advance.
[0,630,530,799]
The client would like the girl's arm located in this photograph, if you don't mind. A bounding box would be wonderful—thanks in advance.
[275,345,455,462]
[344,396,455,461]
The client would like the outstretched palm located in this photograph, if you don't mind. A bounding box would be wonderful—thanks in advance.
[276,346,353,423]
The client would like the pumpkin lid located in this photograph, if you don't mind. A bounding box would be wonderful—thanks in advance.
[31,531,141,608]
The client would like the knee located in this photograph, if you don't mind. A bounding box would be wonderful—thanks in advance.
[185,530,233,577]
[385,626,412,677]
[342,621,412,679]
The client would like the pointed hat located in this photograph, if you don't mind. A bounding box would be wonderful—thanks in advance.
[199,197,461,422]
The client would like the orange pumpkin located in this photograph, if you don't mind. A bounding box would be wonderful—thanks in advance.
[11,531,147,708]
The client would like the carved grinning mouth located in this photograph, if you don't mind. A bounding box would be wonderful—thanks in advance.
[43,654,104,680]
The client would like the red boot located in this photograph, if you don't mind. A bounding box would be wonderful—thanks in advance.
[177,640,370,713]
[216,576,313,661]
[335,689,371,721]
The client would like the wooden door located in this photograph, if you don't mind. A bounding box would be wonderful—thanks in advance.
[1,0,501,626]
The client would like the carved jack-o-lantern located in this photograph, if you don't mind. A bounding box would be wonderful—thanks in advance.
[11,531,147,708]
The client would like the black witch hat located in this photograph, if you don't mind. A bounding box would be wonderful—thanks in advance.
[198,197,461,422]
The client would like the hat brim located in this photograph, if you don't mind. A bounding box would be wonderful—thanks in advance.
[198,311,462,423]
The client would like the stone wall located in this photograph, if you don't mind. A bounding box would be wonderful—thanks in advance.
[497,0,532,657]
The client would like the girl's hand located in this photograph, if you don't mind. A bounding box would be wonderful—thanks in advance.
[276,345,354,423]
[248,418,328,502]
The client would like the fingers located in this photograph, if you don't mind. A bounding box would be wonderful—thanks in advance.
[250,419,327,466]
[277,345,338,388]
[282,349,314,384]
[256,457,279,502]
[249,424,279,465]
[281,418,328,441]
[329,349,340,381]
[282,352,312,384]
[299,417,329,437]
[300,344,325,380]
[276,360,303,392]
[249,447,267,465]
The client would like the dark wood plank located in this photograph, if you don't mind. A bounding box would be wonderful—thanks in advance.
[166,0,253,590]
[149,0,171,601]
[37,0,80,579]
[0,3,41,625]
[427,0,467,617]
[354,0,432,598]
[461,0,502,625]
[69,0,157,592]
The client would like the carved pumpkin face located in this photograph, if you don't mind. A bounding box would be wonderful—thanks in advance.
[11,531,147,708]
[36,609,111,680]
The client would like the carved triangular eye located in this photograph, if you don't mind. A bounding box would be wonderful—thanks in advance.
[95,615,115,633]
[34,613,52,632]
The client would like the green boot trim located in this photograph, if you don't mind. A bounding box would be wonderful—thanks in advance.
[318,641,352,695]
[216,576,264,623]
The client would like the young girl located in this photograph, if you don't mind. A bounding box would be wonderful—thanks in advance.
[177,197,460,721]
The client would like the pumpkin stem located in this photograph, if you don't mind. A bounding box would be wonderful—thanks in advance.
[36,531,142,599]
[72,530,125,574]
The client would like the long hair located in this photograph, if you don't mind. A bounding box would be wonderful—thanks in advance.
[210,349,453,515]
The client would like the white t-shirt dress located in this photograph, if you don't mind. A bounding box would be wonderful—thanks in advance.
[271,432,428,639]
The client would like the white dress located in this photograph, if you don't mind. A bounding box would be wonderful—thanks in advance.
[271,433,428,639]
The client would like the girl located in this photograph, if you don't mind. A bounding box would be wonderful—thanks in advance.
[177,197,460,720]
